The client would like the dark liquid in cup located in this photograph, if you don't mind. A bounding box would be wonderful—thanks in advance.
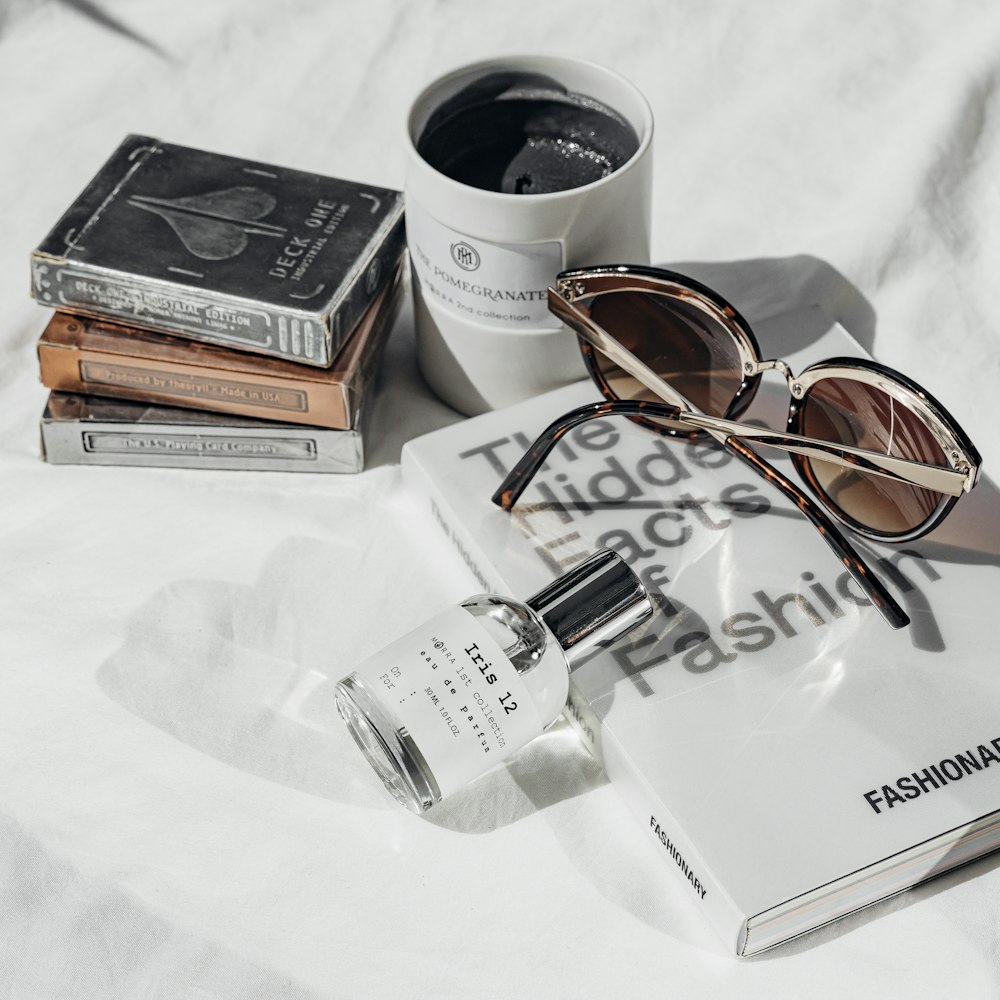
[416,72,641,195]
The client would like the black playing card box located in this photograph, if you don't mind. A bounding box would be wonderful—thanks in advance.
[30,135,405,366]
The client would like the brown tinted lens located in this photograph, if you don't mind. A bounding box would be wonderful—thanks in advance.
[800,376,948,535]
[586,291,745,415]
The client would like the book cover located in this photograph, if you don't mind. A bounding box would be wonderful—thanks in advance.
[41,391,370,473]
[400,305,1000,955]
[36,262,403,429]
[31,135,405,366]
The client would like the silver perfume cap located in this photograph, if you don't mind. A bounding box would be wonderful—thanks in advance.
[526,548,653,668]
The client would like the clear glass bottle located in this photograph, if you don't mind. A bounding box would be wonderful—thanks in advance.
[336,549,652,812]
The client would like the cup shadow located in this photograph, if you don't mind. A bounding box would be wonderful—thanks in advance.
[660,252,878,355]
[96,538,391,812]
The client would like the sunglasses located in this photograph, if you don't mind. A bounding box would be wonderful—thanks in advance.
[491,264,982,630]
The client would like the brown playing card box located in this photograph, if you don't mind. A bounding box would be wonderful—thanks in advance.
[37,264,403,430]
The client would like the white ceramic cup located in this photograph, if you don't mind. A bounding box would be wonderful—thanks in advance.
[405,56,654,415]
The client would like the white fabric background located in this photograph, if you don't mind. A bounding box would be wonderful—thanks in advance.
[2,1,999,996]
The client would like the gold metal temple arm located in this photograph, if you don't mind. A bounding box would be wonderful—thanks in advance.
[670,412,967,497]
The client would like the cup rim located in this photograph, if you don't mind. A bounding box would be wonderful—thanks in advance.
[405,54,654,205]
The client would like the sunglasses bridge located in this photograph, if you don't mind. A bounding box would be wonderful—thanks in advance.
[749,357,804,397]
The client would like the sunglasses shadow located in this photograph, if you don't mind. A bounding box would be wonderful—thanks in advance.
[508,475,996,658]
[658,253,878,356]
[912,477,1000,580]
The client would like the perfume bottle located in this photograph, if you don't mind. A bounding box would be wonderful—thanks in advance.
[336,549,652,812]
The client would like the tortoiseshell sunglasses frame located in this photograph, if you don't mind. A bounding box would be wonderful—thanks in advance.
[492,265,982,630]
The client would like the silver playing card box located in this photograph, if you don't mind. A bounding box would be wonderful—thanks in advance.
[31,135,405,367]
[40,392,372,473]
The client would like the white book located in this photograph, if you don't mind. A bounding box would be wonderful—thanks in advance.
[400,305,1000,956]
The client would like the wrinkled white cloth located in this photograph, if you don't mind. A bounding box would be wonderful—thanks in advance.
[2,1,999,997]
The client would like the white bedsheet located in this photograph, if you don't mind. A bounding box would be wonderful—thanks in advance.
[2,1,999,996]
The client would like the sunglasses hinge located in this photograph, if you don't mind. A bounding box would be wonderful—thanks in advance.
[556,278,585,300]
[955,460,978,492]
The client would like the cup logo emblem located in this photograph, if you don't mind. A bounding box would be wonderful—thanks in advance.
[450,241,481,272]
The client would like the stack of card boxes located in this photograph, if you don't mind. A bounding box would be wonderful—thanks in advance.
[31,136,406,473]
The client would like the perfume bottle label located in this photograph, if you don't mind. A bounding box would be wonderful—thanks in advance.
[405,201,562,331]
[354,605,546,797]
